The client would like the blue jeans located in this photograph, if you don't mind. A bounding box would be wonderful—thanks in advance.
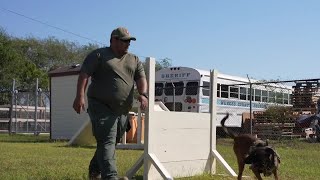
[87,98,128,180]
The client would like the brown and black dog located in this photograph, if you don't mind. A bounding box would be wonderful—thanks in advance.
[221,113,280,180]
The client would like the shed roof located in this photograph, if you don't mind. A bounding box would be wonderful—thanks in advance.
[48,64,81,77]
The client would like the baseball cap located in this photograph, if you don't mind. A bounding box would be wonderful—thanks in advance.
[111,27,136,41]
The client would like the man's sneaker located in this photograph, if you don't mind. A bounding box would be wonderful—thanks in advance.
[88,171,101,180]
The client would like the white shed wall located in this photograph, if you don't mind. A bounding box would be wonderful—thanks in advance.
[51,75,90,140]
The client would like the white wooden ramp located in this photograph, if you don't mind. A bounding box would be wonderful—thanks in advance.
[67,100,169,146]
[67,119,95,146]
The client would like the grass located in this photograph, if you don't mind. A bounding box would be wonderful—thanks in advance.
[1,134,320,180]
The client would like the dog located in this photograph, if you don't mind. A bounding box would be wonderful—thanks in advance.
[221,113,280,180]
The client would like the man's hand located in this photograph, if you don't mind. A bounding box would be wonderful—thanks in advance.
[73,96,85,114]
[138,95,148,110]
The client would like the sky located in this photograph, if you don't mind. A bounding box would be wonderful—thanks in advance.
[1,0,320,81]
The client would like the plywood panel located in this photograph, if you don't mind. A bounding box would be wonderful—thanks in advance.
[149,159,209,179]
[148,111,212,178]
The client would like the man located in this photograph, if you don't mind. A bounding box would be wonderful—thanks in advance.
[73,27,148,180]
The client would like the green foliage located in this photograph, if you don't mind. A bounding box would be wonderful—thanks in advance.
[0,27,99,92]
[11,36,99,71]
[142,57,172,72]
[0,29,24,90]
[1,26,172,105]
[133,58,172,111]
[264,106,294,123]
[155,57,172,71]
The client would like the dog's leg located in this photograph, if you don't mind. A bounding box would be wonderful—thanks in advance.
[273,168,279,180]
[237,160,245,180]
[251,168,263,180]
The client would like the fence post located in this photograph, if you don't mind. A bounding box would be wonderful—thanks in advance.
[246,75,253,135]
[171,81,176,111]
[27,94,29,132]
[9,79,15,135]
[249,83,253,135]
[34,78,38,135]
[15,89,17,133]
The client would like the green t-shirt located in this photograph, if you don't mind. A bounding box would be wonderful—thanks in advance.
[80,47,146,114]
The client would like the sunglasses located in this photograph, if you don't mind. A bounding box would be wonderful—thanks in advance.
[116,37,131,43]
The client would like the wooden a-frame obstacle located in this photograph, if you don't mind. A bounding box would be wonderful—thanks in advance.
[126,58,237,179]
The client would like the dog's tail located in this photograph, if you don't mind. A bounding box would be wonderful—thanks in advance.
[220,113,236,139]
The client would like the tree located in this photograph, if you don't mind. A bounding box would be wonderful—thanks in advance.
[1,26,174,106]
[0,29,50,104]
[7,34,99,92]
[263,106,293,123]
[142,57,172,72]
[131,58,172,112]
[0,29,25,104]
[0,29,23,90]
[11,36,99,71]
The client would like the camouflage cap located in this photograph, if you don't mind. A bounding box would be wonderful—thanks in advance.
[111,27,136,41]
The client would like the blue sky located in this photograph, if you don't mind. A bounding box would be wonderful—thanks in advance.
[1,0,319,81]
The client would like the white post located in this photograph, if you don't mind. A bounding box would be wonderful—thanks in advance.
[210,69,237,177]
[143,57,155,179]
[209,69,218,174]
[126,57,172,180]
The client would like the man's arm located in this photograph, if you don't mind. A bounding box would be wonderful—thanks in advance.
[73,72,90,114]
[136,77,148,110]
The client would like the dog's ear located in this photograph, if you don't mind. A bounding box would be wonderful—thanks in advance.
[254,139,268,147]
[265,147,274,156]
[265,147,281,165]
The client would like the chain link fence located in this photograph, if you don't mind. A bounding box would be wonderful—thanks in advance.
[0,79,50,135]
[154,78,320,141]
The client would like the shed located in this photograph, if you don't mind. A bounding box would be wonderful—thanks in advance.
[48,64,90,140]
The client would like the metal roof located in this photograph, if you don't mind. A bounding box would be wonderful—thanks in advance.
[48,64,81,77]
